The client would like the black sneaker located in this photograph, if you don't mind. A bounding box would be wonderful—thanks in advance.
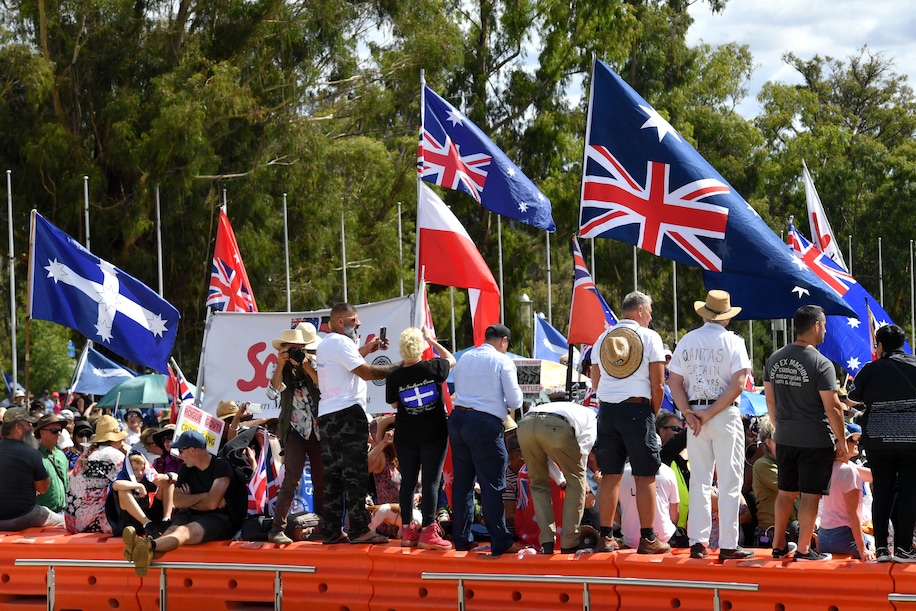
[772,542,797,558]
[893,547,916,563]
[876,547,892,562]
[689,543,709,558]
[718,546,755,561]
[794,548,832,561]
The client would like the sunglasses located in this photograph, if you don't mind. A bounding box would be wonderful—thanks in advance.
[44,428,63,435]
[663,425,683,433]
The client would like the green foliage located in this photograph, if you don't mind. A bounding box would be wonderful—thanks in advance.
[24,321,75,396]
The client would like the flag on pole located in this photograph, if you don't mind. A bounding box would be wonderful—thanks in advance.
[535,314,579,365]
[578,59,855,320]
[417,182,500,346]
[865,299,880,362]
[207,207,258,312]
[787,223,907,375]
[167,358,197,421]
[803,160,848,271]
[568,236,617,345]
[29,211,180,373]
[248,429,280,516]
[419,85,555,232]
[70,343,137,396]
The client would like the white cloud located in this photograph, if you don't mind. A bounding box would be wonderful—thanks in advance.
[687,0,916,118]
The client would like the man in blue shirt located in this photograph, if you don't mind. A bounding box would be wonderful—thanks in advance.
[450,324,525,557]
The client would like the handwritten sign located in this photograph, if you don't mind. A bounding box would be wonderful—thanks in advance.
[173,404,225,455]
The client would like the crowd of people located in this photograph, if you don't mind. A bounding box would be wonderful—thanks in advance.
[1,293,913,575]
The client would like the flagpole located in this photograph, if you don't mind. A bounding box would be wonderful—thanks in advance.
[546,231,552,324]
[283,193,291,312]
[398,201,404,296]
[450,287,456,350]
[25,210,36,398]
[878,237,884,307]
[6,170,17,389]
[848,235,853,276]
[68,341,91,397]
[633,246,637,291]
[672,261,678,343]
[155,184,163,297]
[498,215,504,323]
[415,71,425,301]
[590,238,595,280]
[911,239,914,350]
[83,175,90,249]
[341,206,348,302]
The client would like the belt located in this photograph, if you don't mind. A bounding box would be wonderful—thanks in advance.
[533,411,569,425]
[689,399,737,407]
[454,405,475,412]
[623,396,650,405]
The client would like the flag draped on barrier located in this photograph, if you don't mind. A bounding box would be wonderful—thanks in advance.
[29,211,179,373]
[578,58,855,320]
[207,207,258,313]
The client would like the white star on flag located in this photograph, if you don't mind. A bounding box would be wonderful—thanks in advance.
[846,357,861,371]
[639,105,681,142]
[847,318,861,328]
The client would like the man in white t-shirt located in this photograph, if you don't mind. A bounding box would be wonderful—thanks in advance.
[619,462,678,549]
[668,290,754,561]
[316,302,398,545]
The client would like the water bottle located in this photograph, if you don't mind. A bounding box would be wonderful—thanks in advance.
[517,547,537,559]
[574,548,594,559]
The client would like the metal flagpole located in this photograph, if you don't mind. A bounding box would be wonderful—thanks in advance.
[848,235,853,276]
[591,238,596,281]
[450,287,456,350]
[911,240,914,350]
[283,193,291,312]
[498,215,504,323]
[83,176,90,249]
[341,207,348,303]
[398,202,404,296]
[672,261,678,343]
[6,170,17,389]
[546,231,552,324]
[155,185,163,297]
[222,188,227,211]
[879,237,884,307]
[633,246,637,291]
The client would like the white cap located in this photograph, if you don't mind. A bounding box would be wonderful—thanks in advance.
[57,429,75,450]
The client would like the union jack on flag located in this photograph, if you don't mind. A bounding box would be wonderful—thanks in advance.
[579,58,856,320]
[248,429,280,516]
[568,236,617,346]
[207,208,258,313]
[787,225,855,297]
[419,85,556,231]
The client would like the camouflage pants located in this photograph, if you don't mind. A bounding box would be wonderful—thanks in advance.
[319,404,370,537]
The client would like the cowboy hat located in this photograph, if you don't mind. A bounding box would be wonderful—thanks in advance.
[271,328,306,351]
[89,414,128,444]
[694,290,741,321]
[216,400,239,420]
[599,327,644,379]
[295,322,322,350]
[34,413,67,431]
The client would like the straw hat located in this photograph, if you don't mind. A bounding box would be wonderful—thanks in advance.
[271,328,306,351]
[89,414,127,444]
[694,290,741,321]
[295,322,322,350]
[599,327,644,379]
[217,400,239,421]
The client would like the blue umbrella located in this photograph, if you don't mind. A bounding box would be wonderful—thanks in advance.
[739,390,767,416]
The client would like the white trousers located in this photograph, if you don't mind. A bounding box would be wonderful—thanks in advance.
[686,405,744,549]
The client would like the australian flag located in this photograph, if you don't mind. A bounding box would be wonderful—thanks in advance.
[568,236,618,345]
[578,59,855,320]
[71,344,137,396]
[419,85,556,232]
[29,211,180,373]
[788,223,910,375]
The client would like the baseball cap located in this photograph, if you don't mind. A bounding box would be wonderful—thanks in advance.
[3,407,37,424]
[174,430,207,450]
[845,423,862,439]
[485,324,511,343]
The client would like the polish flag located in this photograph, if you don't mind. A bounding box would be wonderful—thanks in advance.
[417,183,500,346]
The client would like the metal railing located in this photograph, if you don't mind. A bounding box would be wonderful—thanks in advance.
[15,558,315,611]
[890,594,916,604]
[422,572,759,611]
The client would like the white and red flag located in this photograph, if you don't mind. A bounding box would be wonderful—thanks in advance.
[417,183,500,346]
[207,207,258,312]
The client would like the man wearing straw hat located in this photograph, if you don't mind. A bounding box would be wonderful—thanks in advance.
[668,289,755,561]
[591,290,670,555]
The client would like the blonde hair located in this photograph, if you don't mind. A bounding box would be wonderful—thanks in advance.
[399,327,424,362]
[129,454,146,469]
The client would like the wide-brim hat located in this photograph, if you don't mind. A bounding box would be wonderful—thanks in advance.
[694,289,741,321]
[89,414,127,444]
[271,328,306,351]
[35,413,67,431]
[599,327,644,379]
[295,322,322,350]
[151,424,176,446]
[217,400,239,420]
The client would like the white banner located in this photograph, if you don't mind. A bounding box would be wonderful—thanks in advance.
[174,404,225,455]
[199,296,414,416]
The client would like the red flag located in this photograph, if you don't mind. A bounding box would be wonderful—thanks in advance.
[567,236,617,345]
[417,183,499,346]
[207,208,258,312]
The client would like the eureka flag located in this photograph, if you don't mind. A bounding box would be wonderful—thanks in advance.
[578,59,855,320]
[419,85,555,232]
[29,211,179,373]
[207,207,258,312]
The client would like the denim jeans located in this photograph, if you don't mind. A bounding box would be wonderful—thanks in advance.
[817,525,863,559]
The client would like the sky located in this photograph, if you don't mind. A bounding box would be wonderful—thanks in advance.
[686,0,916,118]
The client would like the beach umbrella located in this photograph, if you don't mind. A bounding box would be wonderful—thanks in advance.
[95,373,170,409]
[739,390,767,417]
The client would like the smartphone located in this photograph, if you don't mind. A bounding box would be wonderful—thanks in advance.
[246,403,263,414]
[379,327,387,343]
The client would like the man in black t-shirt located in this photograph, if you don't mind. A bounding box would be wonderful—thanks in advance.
[124,430,247,576]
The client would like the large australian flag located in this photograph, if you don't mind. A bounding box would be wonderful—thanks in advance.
[578,59,855,319]
[419,85,556,232]
[788,223,910,375]
[29,211,180,373]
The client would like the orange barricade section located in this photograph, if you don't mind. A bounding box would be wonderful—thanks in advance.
[890,563,916,607]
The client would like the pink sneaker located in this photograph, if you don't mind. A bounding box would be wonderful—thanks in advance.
[419,522,453,550]
[401,522,420,547]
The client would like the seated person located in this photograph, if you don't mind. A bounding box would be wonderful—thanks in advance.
[123,431,248,576]
[150,425,183,475]
[657,411,689,531]
[107,453,175,538]
[619,460,685,549]
[816,424,874,561]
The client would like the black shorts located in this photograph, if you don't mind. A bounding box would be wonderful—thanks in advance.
[171,510,238,542]
[594,400,660,477]
[775,444,835,495]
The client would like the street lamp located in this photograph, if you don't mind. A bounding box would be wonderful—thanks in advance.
[519,293,533,357]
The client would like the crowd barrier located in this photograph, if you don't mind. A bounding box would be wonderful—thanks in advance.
[0,528,910,610]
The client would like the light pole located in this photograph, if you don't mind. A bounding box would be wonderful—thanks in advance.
[519,293,533,357]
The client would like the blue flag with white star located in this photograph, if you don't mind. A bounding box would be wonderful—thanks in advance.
[578,58,855,319]
[29,211,180,373]
[419,85,556,231]
[787,223,909,376]
[534,314,579,364]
